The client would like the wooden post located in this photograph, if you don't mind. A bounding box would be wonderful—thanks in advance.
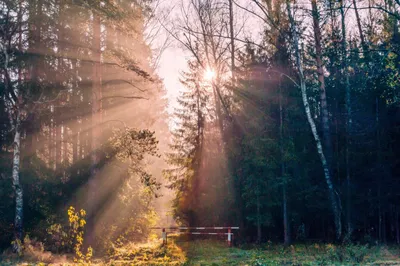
[228,227,232,247]
[162,228,167,246]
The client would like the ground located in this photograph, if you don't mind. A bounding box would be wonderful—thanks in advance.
[2,236,400,265]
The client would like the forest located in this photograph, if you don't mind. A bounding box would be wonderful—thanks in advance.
[0,0,400,265]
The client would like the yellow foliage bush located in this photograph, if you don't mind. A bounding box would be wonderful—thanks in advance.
[47,206,92,263]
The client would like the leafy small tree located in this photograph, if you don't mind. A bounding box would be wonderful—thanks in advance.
[47,206,92,262]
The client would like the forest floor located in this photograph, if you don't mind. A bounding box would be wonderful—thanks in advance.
[2,237,400,265]
[173,240,400,265]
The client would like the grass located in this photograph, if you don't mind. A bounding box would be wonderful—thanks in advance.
[178,240,400,265]
[106,241,186,265]
[2,236,400,265]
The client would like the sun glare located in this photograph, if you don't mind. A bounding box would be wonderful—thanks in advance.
[204,68,215,81]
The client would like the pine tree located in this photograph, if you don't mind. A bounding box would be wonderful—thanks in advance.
[165,59,210,225]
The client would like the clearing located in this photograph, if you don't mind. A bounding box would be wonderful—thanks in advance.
[2,238,400,265]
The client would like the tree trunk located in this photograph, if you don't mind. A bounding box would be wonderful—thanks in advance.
[29,0,42,83]
[63,124,68,165]
[286,0,342,240]
[379,185,382,242]
[73,125,78,164]
[12,113,23,253]
[56,7,64,170]
[48,120,53,167]
[79,129,84,160]
[311,0,333,170]
[376,96,383,243]
[396,208,399,244]
[340,0,352,239]
[383,211,387,243]
[256,191,261,243]
[283,185,289,245]
[3,43,24,252]
[56,118,62,169]
[53,120,57,169]
[229,0,235,82]
[280,80,290,245]
[72,52,79,164]
[352,0,369,59]
[237,182,245,240]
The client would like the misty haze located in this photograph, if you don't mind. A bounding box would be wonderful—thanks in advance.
[0,0,400,265]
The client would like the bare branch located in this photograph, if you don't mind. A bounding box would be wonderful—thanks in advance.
[99,95,148,101]
[102,79,146,92]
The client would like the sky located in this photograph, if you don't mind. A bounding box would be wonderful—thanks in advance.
[153,0,371,111]
[154,0,263,114]
[157,43,189,113]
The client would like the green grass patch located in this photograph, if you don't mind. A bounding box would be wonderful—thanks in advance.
[176,240,400,266]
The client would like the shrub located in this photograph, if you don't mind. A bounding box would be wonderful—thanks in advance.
[320,243,368,264]
[22,235,53,263]
[47,206,92,263]
[346,244,368,263]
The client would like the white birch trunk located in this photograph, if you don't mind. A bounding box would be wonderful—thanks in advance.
[286,0,342,240]
[12,113,23,252]
[3,38,24,252]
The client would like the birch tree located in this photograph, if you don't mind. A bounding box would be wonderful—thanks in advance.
[285,0,342,240]
[1,1,27,252]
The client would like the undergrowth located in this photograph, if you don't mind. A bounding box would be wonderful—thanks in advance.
[106,241,186,265]
[1,237,400,265]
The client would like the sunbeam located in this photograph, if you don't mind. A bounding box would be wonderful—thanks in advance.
[1,0,400,264]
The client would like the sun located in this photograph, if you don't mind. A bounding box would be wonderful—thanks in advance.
[204,68,215,81]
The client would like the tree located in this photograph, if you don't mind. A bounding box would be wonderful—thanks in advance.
[165,59,209,225]
[0,0,167,252]
[285,0,342,240]
[1,1,30,251]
